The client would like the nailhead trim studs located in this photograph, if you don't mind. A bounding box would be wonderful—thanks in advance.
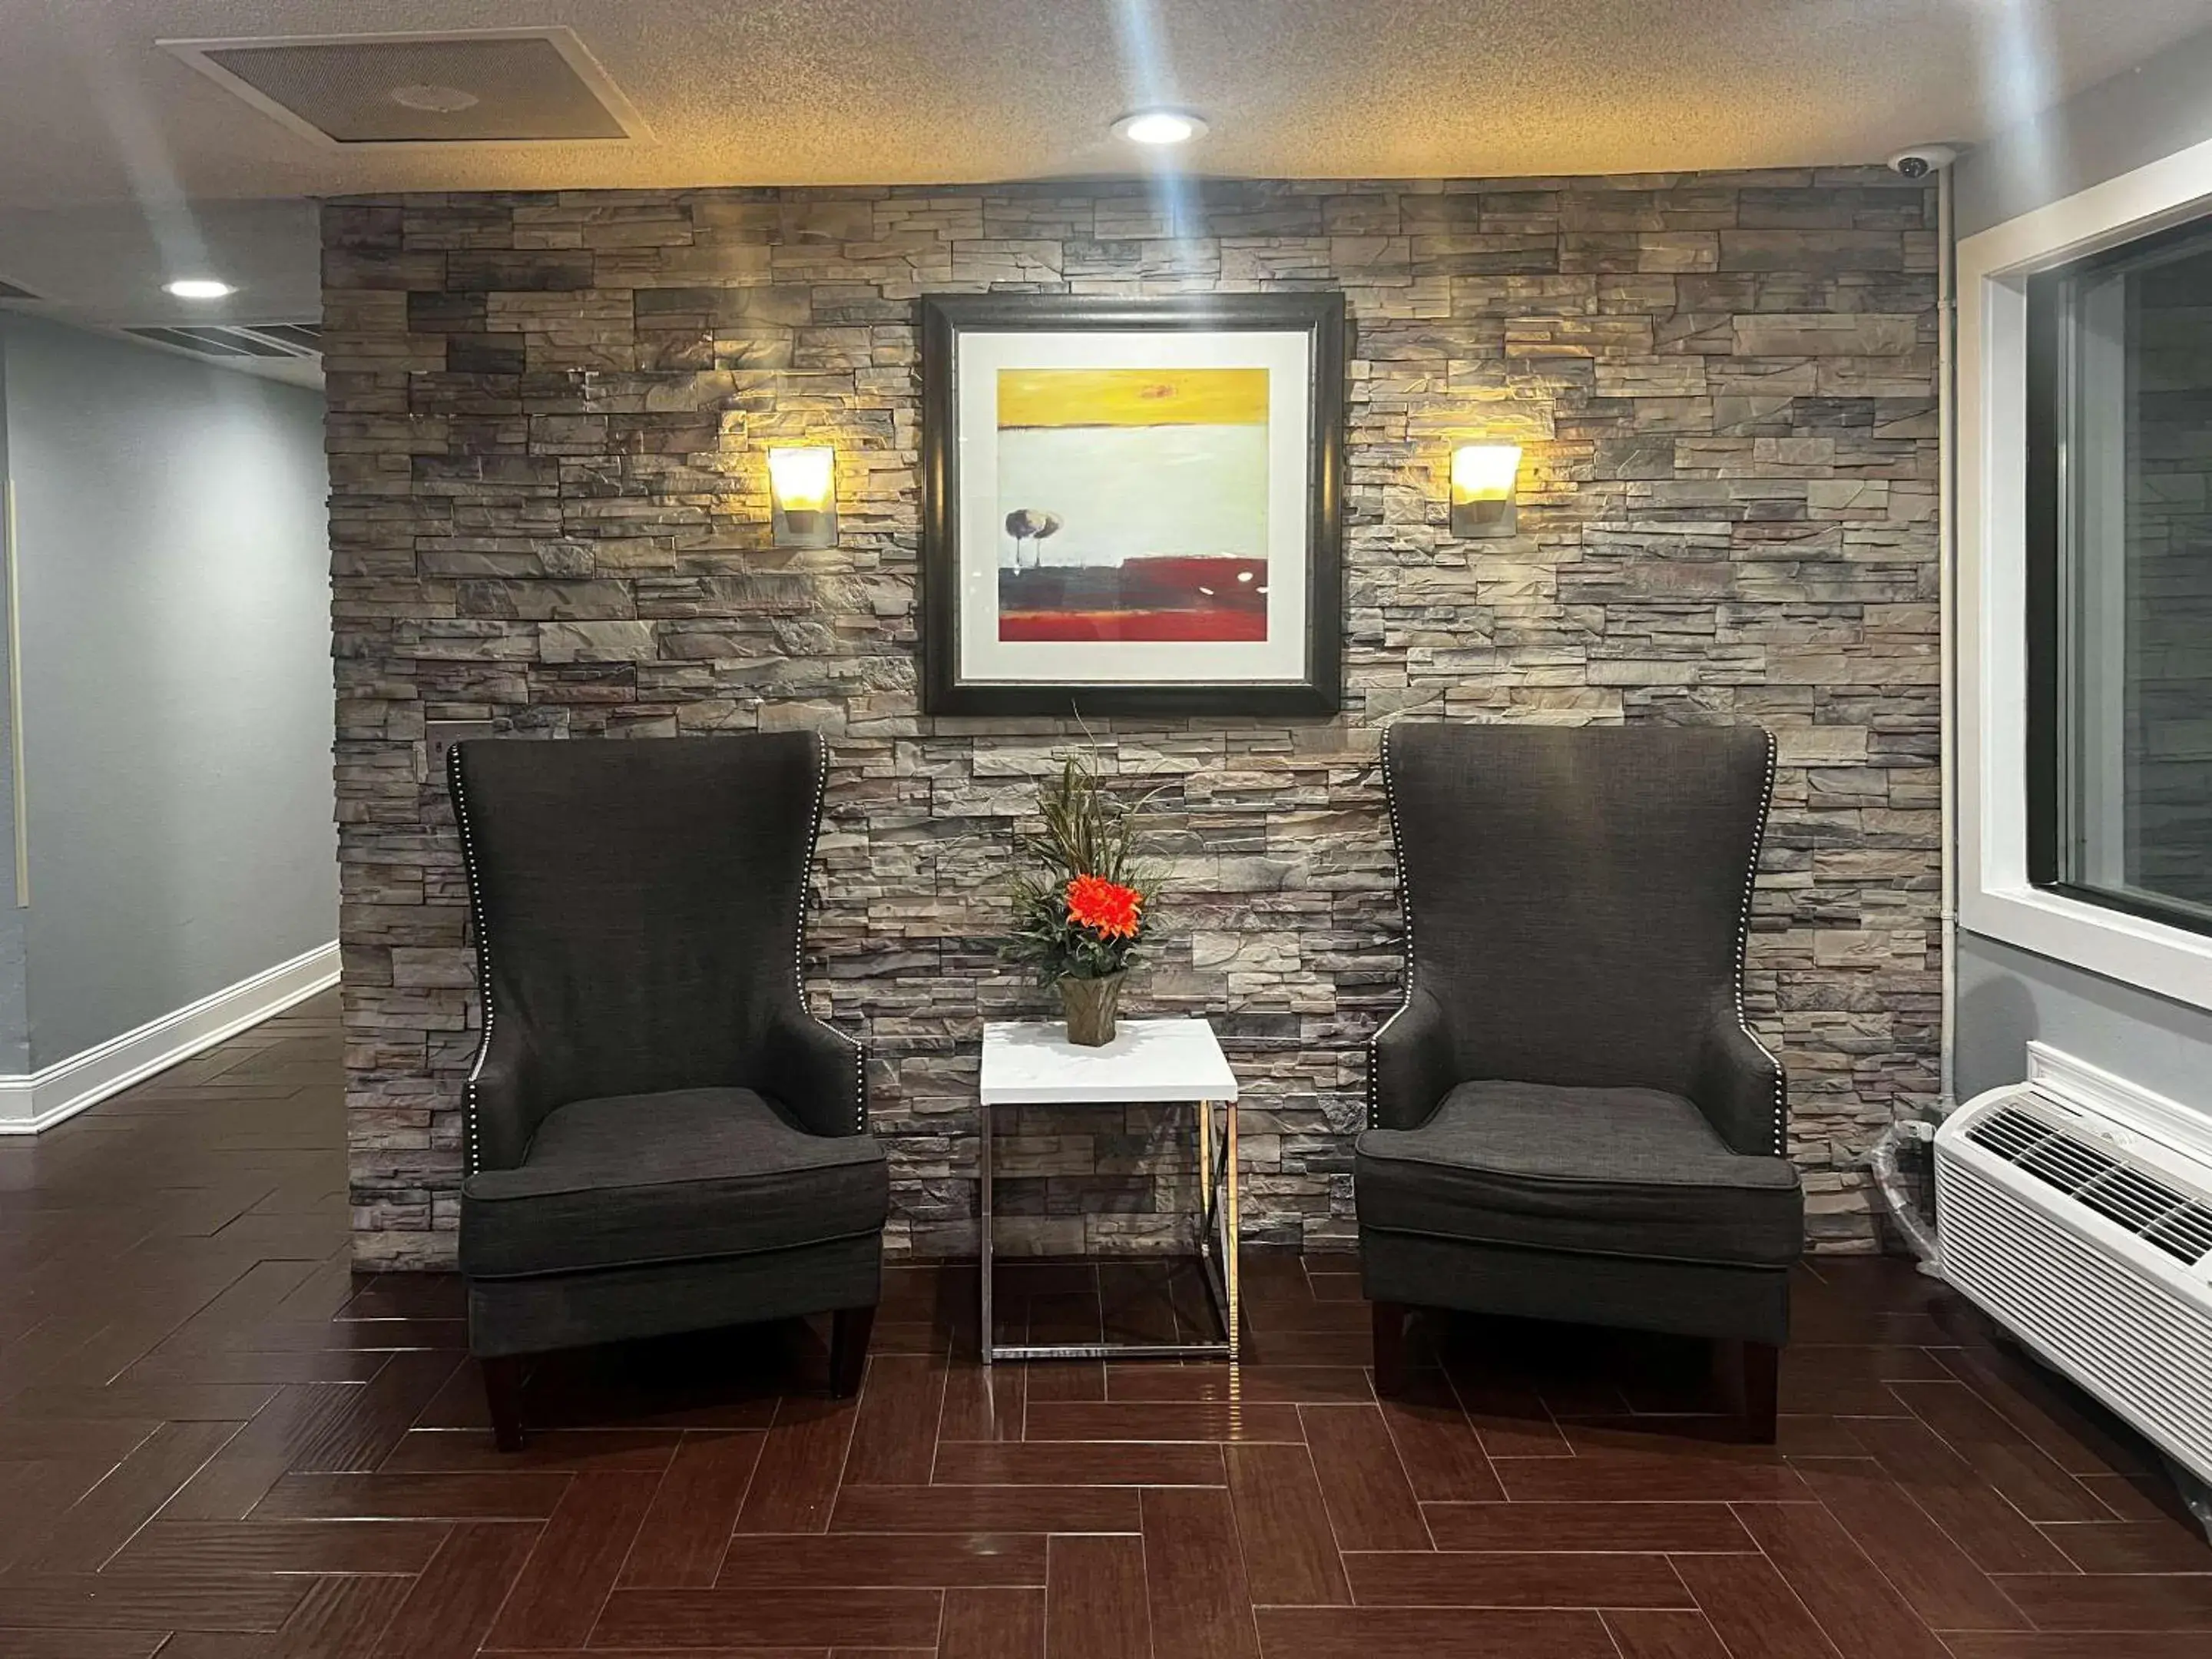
[449,742,494,1180]
[1368,723,1414,1131]
[1735,729,1786,1156]
[801,733,867,1132]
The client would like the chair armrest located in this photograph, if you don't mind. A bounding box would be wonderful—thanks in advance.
[1691,1002,1787,1158]
[465,1018,551,1177]
[761,1003,868,1139]
[1368,987,1456,1131]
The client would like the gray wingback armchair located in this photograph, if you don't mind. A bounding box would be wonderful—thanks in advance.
[449,733,887,1450]
[1359,722,1801,1439]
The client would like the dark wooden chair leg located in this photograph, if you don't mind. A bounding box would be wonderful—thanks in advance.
[480,1355,525,1453]
[1723,1339,1780,1444]
[1371,1300,1411,1398]
[830,1305,875,1399]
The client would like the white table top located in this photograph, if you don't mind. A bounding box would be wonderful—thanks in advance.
[980,1018,1238,1105]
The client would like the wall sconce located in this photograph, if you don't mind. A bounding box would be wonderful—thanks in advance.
[768,445,837,548]
[1450,443,1522,538]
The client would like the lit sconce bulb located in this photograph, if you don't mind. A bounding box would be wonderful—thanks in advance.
[768,445,836,548]
[1450,443,1522,538]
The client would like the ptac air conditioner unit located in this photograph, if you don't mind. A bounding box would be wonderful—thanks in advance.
[1936,1043,2212,1486]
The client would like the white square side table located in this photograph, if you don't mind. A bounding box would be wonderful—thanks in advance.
[978,1018,1240,1363]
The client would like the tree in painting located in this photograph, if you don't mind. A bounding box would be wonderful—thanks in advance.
[1003,508,1062,571]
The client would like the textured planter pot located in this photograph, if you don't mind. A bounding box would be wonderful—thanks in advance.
[1058,972,1125,1047]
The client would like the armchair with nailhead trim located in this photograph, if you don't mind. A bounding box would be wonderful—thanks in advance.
[448,733,886,1450]
[1358,722,1801,1440]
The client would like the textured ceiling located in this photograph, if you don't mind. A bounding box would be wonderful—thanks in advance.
[0,199,320,313]
[0,0,2207,207]
[3,0,2209,346]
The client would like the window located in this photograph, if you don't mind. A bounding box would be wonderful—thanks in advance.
[2026,214,2212,937]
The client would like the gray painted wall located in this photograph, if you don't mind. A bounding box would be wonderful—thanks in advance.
[1955,22,2212,239]
[1957,933,2212,1106]
[0,346,28,1075]
[0,316,334,1068]
[1952,23,2212,1119]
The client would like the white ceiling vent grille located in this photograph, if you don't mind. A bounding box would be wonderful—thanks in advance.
[123,323,323,363]
[159,28,646,147]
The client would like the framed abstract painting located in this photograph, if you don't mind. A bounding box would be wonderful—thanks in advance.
[918,293,1344,717]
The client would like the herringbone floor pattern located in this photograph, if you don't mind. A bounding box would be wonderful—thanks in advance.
[1,991,2207,1657]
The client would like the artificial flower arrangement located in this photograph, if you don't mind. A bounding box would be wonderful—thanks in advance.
[1000,749,1157,1046]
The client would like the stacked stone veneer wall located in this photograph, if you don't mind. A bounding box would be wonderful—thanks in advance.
[326,171,1942,1268]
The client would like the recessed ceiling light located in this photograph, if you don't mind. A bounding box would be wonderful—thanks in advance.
[388,83,481,114]
[164,279,236,300]
[1112,109,1208,147]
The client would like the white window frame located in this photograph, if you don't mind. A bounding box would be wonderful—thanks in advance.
[1959,132,2212,1012]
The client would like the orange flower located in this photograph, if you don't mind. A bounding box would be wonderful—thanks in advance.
[1065,873,1143,940]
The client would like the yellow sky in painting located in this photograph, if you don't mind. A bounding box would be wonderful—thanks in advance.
[997,368,1269,429]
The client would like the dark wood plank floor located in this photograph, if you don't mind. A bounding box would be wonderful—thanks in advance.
[2,990,2207,1657]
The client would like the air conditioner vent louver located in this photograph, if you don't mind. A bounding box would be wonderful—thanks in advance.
[0,278,38,301]
[124,324,322,363]
[2147,1204,2212,1265]
[1965,1105,2046,1160]
[2018,1133,2118,1193]
[1939,1051,2212,1490]
[2080,1164,2190,1233]
[1938,1160,2212,1479]
[1962,1101,2210,1267]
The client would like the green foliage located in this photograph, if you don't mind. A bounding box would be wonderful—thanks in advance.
[1020,750,1141,883]
[1000,749,1158,986]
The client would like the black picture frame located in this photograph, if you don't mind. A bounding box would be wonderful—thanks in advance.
[917,292,1346,718]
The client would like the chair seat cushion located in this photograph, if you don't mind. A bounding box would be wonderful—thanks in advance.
[1355,1080,1802,1268]
[460,1087,889,1280]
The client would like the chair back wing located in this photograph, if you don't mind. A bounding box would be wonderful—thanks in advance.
[451,733,825,1108]
[1382,722,1773,1097]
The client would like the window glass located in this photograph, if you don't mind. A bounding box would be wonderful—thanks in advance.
[2028,219,2212,933]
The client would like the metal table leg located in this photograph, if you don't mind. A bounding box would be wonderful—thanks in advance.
[1197,1090,1216,1235]
[1224,1094,1240,1359]
[982,1091,1240,1364]
[980,1092,995,1365]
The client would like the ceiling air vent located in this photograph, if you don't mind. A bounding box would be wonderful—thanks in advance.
[124,323,323,363]
[1966,1104,2212,1267]
[158,28,645,147]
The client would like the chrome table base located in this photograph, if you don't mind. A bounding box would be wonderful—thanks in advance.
[979,1094,1240,1363]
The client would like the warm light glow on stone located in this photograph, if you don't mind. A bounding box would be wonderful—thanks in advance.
[1451,443,1521,505]
[768,445,835,512]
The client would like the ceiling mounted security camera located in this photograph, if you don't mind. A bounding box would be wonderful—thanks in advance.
[1888,144,1960,179]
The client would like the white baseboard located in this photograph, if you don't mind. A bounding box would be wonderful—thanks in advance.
[0,940,339,1134]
